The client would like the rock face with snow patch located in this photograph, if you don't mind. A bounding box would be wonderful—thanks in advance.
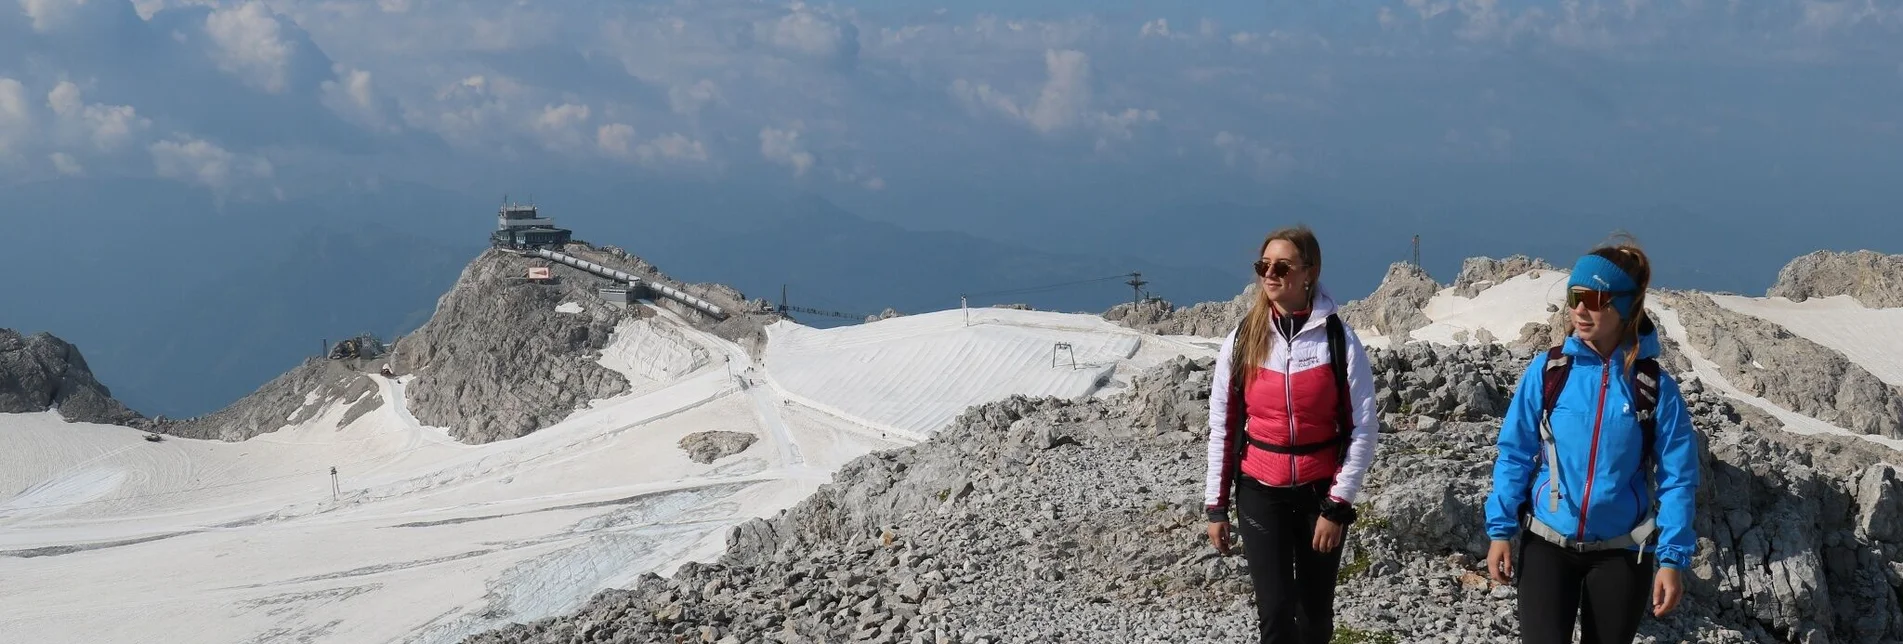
[1339,262,1437,340]
[678,431,758,464]
[160,359,377,441]
[1451,255,1559,298]
[465,343,1903,644]
[1664,292,1903,439]
[0,329,141,426]
[391,249,632,443]
[1768,250,1903,307]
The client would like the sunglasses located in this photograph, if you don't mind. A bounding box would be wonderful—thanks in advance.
[1253,259,1304,279]
[1567,289,1629,311]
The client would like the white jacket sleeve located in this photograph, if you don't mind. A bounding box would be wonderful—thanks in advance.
[1327,325,1381,503]
[1204,329,1241,515]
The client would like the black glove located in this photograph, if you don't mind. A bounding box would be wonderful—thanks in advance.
[1319,497,1357,526]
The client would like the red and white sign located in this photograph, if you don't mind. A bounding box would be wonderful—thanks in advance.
[527,267,552,280]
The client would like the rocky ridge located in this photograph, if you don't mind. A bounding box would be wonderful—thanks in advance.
[1102,284,1253,337]
[465,342,1903,644]
[1339,262,1438,341]
[161,359,379,441]
[389,248,631,443]
[0,328,142,426]
[1661,291,1903,440]
[390,244,778,444]
[1450,255,1559,298]
[1767,250,1903,307]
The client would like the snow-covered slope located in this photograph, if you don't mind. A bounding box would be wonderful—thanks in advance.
[1360,269,1567,350]
[0,303,1212,644]
[765,307,1212,438]
[1709,294,1903,387]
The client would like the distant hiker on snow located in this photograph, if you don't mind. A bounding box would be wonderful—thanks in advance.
[1483,241,1700,644]
[1204,225,1381,644]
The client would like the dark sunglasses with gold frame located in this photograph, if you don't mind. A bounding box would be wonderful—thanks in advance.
[1253,258,1305,279]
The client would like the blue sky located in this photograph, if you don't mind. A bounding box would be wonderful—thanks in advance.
[3,0,1901,285]
[7,0,1903,415]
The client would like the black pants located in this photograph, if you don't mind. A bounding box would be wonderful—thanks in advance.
[1516,531,1654,644]
[1236,479,1342,644]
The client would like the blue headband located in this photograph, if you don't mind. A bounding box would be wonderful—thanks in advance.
[1568,254,1639,318]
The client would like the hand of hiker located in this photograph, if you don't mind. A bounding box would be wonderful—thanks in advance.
[1653,567,1683,616]
[1312,516,1343,553]
[1487,540,1514,584]
[1207,521,1233,556]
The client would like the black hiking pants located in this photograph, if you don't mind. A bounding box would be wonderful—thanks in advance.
[1236,478,1342,644]
[1516,531,1654,644]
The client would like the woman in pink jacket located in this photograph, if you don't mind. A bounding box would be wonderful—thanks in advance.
[1204,225,1382,644]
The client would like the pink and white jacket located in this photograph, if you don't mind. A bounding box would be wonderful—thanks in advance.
[1203,285,1381,516]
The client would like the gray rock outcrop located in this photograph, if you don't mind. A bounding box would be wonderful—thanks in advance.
[1451,255,1559,297]
[390,249,631,444]
[1664,292,1903,439]
[679,431,759,464]
[1339,262,1438,341]
[464,344,1903,644]
[0,329,141,426]
[160,359,377,441]
[1767,250,1903,307]
[1103,284,1253,337]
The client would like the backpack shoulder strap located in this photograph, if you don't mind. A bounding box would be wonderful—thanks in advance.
[1533,345,1571,513]
[1326,314,1352,434]
[1632,358,1662,471]
[1540,345,1571,420]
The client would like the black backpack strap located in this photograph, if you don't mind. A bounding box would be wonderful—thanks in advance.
[1326,314,1354,464]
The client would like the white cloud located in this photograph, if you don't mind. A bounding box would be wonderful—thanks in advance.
[753,3,860,67]
[0,78,32,158]
[759,126,814,177]
[50,151,84,175]
[1139,19,1173,38]
[951,49,1158,147]
[150,136,273,191]
[320,66,396,132]
[47,81,152,151]
[533,102,591,151]
[1214,131,1294,177]
[205,2,296,94]
[636,133,709,165]
[596,122,638,158]
[19,0,88,32]
[668,80,722,116]
[862,176,884,190]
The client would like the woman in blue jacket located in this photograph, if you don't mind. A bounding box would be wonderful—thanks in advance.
[1483,242,1700,644]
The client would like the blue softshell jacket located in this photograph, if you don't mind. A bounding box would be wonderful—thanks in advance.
[1484,329,1700,569]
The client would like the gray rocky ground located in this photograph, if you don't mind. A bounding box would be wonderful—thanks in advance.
[0,328,141,426]
[464,344,1903,644]
[1767,250,1903,307]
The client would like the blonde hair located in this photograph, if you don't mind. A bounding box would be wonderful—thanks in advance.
[1233,226,1322,388]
